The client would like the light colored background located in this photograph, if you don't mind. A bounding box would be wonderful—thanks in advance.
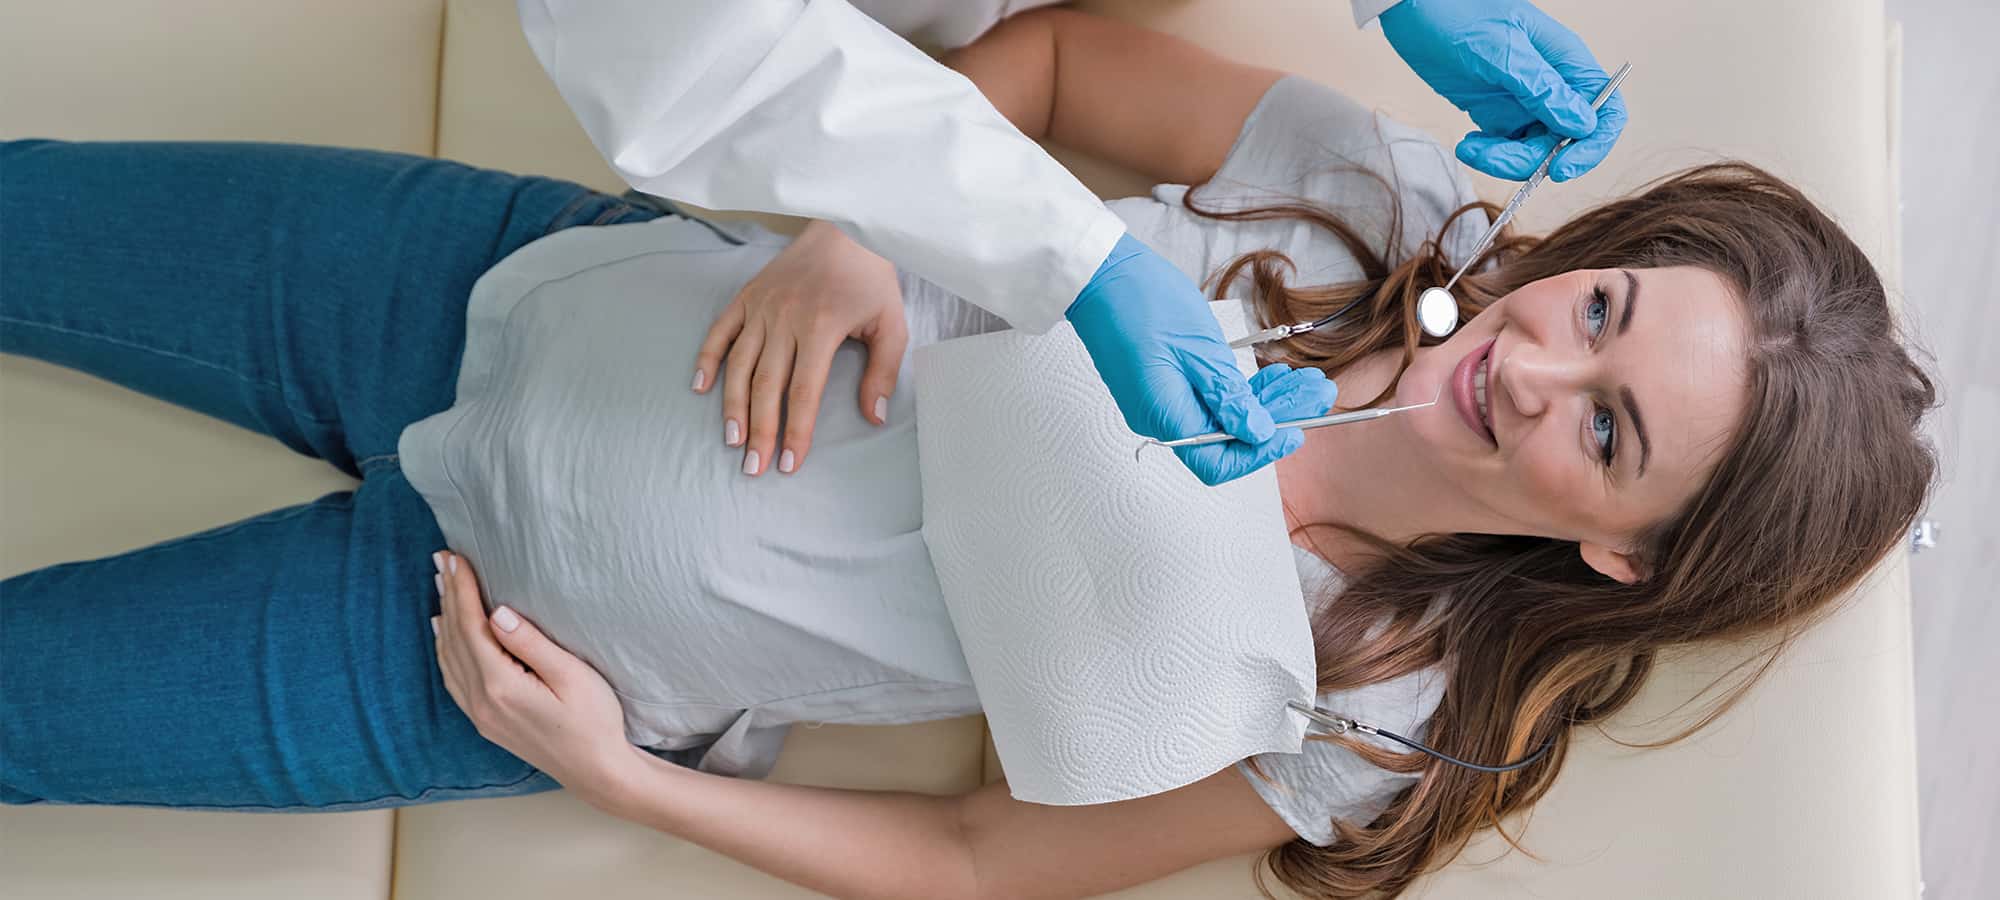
[1882,1,2000,898]
[0,0,1985,897]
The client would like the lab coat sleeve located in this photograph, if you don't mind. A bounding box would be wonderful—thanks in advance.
[516,0,1126,334]
[1350,0,1402,28]
[845,0,1068,50]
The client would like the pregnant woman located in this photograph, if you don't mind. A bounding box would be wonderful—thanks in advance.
[1,9,1935,900]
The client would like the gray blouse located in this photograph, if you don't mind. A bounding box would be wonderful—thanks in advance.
[397,75,1477,845]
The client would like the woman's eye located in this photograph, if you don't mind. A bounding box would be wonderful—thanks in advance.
[1592,406,1617,464]
[1584,286,1610,339]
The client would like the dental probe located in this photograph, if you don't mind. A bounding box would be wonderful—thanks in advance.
[1135,386,1443,459]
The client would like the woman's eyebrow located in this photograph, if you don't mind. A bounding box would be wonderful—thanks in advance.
[1616,269,1650,477]
[1619,268,1639,335]
[1620,384,1652,478]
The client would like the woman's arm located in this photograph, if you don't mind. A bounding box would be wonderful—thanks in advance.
[944,9,1285,186]
[432,551,1296,900]
[598,753,1296,900]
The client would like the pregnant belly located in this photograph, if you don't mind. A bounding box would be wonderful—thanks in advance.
[415,218,970,714]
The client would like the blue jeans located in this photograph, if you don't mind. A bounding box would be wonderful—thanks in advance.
[0,140,693,811]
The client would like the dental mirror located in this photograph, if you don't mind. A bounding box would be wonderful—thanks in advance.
[1417,286,1459,338]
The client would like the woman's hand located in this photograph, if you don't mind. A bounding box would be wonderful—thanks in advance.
[692,219,908,477]
[430,550,642,811]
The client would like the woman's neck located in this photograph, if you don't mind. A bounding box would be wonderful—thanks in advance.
[1275,348,1467,571]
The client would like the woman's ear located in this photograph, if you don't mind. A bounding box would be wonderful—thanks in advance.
[1578,541,1643,584]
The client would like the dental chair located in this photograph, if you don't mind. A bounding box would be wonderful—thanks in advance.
[0,1,1920,897]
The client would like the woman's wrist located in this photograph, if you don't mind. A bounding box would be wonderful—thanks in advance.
[800,219,895,274]
[586,743,681,821]
[798,217,844,241]
[798,218,858,252]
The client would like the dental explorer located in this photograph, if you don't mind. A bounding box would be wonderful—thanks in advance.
[1134,387,1442,459]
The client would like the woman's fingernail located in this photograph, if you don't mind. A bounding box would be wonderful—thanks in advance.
[492,606,520,633]
[779,449,795,473]
[873,396,888,424]
[432,551,444,575]
[743,449,760,475]
[726,419,741,446]
[691,369,706,392]
[447,555,458,575]
[434,573,445,597]
[430,617,439,636]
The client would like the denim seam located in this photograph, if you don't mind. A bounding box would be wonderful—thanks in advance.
[357,453,400,471]
[121,502,338,563]
[587,201,633,228]
[539,187,603,237]
[0,313,342,426]
[15,766,549,813]
[613,190,745,245]
[11,500,342,589]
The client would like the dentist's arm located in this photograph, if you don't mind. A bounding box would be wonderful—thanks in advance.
[701,9,1338,480]
[520,0,1300,485]
[518,0,1118,335]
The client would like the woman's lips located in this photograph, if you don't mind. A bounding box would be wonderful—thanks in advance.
[1452,338,1497,446]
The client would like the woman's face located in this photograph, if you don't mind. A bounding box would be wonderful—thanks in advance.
[1392,266,1751,581]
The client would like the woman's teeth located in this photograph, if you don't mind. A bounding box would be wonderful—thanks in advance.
[1473,357,1491,433]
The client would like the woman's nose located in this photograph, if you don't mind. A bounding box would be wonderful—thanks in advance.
[1496,345,1580,420]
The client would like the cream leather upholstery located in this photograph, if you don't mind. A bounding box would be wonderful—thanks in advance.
[1,4,440,898]
[1,1,1919,897]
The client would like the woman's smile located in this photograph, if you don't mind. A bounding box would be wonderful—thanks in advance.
[1450,337,1498,446]
[1289,265,1757,580]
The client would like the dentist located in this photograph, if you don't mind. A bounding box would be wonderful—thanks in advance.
[516,0,1624,486]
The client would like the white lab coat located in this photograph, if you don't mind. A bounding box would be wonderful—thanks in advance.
[844,0,1066,50]
[516,0,1396,333]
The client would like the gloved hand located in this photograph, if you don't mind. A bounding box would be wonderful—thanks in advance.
[1177,363,1337,482]
[1067,234,1315,486]
[1247,361,1340,439]
[1378,0,1626,182]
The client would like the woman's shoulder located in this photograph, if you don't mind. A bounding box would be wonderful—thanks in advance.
[1197,74,1485,255]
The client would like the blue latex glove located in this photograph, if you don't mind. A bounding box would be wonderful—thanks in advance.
[1067,234,1310,486]
[1379,0,1627,182]
[1248,362,1340,434]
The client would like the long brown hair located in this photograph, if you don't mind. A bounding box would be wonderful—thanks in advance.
[1189,162,1937,898]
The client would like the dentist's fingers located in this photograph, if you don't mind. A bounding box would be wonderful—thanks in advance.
[693,298,745,396]
[1172,428,1304,487]
[779,333,841,473]
[1549,89,1627,182]
[1252,364,1337,421]
[743,333,795,476]
[1456,128,1564,181]
[1475,29,1596,140]
[720,319,765,450]
[1176,344,1275,446]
